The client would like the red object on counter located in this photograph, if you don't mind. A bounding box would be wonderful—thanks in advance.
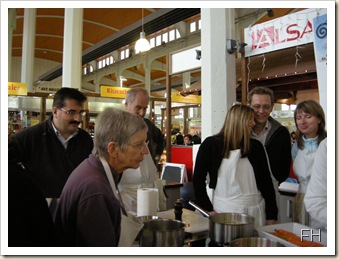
[171,145,193,181]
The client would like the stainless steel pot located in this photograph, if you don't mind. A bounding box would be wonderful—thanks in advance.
[139,218,185,247]
[189,201,254,244]
[228,237,283,247]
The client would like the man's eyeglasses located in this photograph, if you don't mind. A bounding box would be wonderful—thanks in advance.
[126,141,149,152]
[251,104,272,111]
[59,108,86,117]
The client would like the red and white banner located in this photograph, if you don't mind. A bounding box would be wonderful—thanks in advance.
[244,8,327,57]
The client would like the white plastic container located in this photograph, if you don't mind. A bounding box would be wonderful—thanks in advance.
[256,222,326,247]
[278,182,299,193]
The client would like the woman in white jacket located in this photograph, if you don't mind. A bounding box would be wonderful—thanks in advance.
[292,100,327,226]
[304,138,327,230]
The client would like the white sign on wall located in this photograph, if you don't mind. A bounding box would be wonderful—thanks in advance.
[244,8,327,57]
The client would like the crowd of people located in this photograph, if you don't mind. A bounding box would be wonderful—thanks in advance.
[8,86,327,247]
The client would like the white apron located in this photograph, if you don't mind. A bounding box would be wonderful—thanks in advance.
[212,149,265,228]
[293,148,317,194]
[118,150,159,213]
[100,158,143,247]
[293,148,317,226]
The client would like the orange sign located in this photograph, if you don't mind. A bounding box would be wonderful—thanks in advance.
[8,82,28,96]
[101,85,130,98]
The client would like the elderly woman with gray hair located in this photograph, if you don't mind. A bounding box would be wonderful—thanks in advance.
[54,108,148,247]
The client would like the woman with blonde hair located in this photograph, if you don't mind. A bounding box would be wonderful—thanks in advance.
[193,104,277,227]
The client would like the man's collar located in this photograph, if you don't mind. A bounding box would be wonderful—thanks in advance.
[264,119,270,129]
[51,121,79,139]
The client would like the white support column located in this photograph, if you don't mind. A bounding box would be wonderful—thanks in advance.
[201,8,236,140]
[8,8,16,81]
[21,8,36,92]
[62,8,83,89]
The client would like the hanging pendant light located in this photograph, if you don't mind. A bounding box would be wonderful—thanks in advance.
[135,8,150,53]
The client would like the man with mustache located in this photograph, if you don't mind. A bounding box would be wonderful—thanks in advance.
[9,88,93,212]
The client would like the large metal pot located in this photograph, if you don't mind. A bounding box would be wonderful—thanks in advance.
[139,218,185,247]
[228,237,283,247]
[189,201,254,244]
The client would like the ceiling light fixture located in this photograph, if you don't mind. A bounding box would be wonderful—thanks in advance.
[135,8,150,53]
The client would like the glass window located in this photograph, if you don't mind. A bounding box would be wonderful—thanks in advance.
[98,60,102,69]
[105,56,113,65]
[169,30,175,41]
[150,37,155,48]
[176,29,181,39]
[156,35,162,46]
[190,22,196,33]
[162,33,168,43]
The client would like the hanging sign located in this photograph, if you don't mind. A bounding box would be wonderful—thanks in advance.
[172,92,201,104]
[244,8,327,57]
[101,85,130,98]
[35,86,60,93]
[8,82,28,96]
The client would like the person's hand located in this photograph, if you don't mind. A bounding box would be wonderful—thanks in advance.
[265,219,277,225]
[208,210,218,216]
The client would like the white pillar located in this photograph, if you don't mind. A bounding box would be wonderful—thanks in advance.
[8,8,16,81]
[62,8,83,89]
[201,8,236,140]
[21,8,36,92]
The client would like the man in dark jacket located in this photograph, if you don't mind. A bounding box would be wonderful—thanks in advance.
[8,143,60,246]
[125,88,164,164]
[119,88,165,212]
[9,88,93,201]
[247,87,292,222]
[247,87,291,184]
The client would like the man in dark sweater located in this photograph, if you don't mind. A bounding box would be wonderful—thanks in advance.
[247,87,292,222]
[119,88,165,212]
[9,88,93,202]
[8,143,59,246]
[125,88,164,165]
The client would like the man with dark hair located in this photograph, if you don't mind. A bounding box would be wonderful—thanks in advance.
[10,87,93,203]
[247,86,292,222]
